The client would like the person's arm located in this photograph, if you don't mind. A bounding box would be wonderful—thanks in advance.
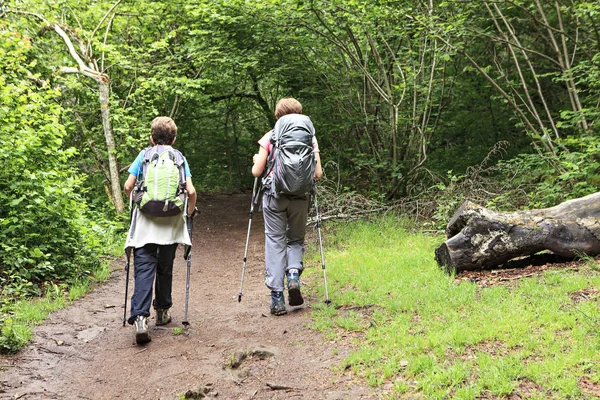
[252,146,269,177]
[124,174,137,199]
[124,150,145,199]
[312,135,323,180]
[314,152,323,180]
[186,177,197,215]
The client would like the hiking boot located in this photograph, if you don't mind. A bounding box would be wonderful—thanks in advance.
[155,309,171,326]
[270,291,287,316]
[134,315,151,345]
[287,270,304,306]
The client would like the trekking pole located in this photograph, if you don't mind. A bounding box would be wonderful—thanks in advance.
[238,177,258,302]
[123,193,135,326]
[183,201,198,327]
[313,183,331,305]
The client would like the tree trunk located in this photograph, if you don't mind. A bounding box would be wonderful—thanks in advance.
[435,192,600,272]
[7,11,127,214]
[99,80,124,214]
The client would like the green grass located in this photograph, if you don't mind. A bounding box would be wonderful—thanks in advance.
[0,229,119,354]
[0,284,65,353]
[307,216,600,399]
[172,327,185,335]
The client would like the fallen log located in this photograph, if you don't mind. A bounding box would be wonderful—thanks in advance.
[434,192,600,272]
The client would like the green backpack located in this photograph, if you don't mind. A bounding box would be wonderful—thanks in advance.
[134,145,187,217]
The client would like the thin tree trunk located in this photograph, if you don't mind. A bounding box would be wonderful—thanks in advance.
[98,80,124,213]
[8,9,126,213]
[487,2,559,143]
[534,0,589,132]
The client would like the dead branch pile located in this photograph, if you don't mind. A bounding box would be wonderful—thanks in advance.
[308,176,389,224]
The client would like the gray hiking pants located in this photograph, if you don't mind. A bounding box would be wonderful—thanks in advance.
[263,193,309,292]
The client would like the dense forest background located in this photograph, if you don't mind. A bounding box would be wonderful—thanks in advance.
[1,0,600,340]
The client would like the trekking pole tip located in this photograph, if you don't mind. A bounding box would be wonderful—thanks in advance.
[324,299,332,305]
[237,293,242,302]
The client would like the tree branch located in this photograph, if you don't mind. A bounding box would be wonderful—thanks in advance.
[87,0,124,59]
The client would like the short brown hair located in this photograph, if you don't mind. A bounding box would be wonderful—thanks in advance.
[274,98,302,119]
[151,116,177,145]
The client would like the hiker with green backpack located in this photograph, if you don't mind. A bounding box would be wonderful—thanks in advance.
[123,116,197,344]
[252,98,323,315]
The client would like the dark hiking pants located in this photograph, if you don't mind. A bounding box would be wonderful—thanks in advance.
[128,243,178,325]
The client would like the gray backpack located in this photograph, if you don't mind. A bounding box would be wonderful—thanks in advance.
[267,114,316,197]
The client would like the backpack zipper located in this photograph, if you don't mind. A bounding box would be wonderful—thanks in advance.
[163,152,174,212]
[153,156,160,201]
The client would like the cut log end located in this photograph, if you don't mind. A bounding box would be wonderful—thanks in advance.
[434,243,455,274]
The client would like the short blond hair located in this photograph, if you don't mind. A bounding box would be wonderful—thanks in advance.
[275,98,302,119]
[151,116,178,145]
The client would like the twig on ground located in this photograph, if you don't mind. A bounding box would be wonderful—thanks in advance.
[265,382,297,391]
[499,273,535,281]
[39,346,64,355]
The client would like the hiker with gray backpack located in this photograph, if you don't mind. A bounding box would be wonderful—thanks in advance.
[251,98,323,315]
[123,116,197,345]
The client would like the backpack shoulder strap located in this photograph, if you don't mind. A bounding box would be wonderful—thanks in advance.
[138,146,154,184]
[171,148,187,188]
[265,129,277,174]
[171,148,186,166]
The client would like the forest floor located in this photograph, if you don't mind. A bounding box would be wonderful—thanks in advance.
[0,192,377,400]
[1,193,593,400]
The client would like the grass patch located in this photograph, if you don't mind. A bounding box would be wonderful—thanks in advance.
[0,223,122,354]
[172,327,185,335]
[0,284,65,353]
[308,215,600,399]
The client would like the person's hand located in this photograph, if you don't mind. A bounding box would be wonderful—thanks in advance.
[187,207,199,218]
[252,153,259,164]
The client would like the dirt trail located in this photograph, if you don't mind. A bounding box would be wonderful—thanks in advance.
[0,193,376,400]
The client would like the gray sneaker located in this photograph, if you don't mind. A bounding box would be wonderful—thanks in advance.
[134,315,151,345]
[155,309,172,326]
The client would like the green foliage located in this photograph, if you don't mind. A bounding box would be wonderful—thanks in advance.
[492,136,600,210]
[308,217,600,398]
[423,134,600,231]
[172,327,185,335]
[7,0,600,202]
[0,25,123,353]
[0,283,65,353]
[0,26,102,296]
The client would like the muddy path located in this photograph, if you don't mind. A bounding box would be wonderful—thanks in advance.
[0,193,377,400]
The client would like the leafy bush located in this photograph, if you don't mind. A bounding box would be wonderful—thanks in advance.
[426,136,600,230]
[0,26,102,297]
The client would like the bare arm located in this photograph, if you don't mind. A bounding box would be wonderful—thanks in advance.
[252,146,269,177]
[186,177,197,215]
[124,174,137,199]
[314,152,323,180]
